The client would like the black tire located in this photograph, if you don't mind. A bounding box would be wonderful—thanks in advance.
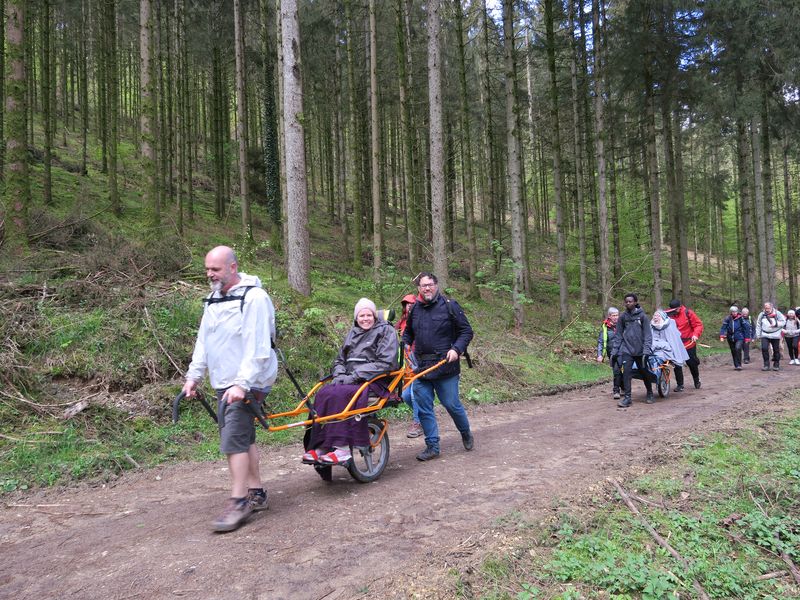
[657,366,671,398]
[347,416,390,483]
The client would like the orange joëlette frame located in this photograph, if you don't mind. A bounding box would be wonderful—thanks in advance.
[261,356,447,433]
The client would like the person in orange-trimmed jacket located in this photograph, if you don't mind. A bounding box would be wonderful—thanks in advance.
[396,294,423,438]
[666,298,704,391]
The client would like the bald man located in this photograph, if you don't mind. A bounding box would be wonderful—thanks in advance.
[183,246,278,532]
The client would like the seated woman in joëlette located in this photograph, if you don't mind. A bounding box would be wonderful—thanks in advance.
[303,298,399,464]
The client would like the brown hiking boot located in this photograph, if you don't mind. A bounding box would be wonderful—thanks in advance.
[246,489,269,512]
[212,498,253,533]
[406,422,424,438]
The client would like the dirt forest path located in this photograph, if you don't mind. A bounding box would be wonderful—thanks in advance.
[1,354,798,600]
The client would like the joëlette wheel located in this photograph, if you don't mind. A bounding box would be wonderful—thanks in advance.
[347,416,390,483]
[658,368,671,398]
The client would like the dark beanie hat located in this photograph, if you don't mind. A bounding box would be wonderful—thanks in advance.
[668,299,681,309]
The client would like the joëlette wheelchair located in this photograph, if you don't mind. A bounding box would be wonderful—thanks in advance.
[172,346,444,484]
[623,355,673,398]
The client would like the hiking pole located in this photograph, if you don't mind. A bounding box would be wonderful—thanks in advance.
[276,347,307,399]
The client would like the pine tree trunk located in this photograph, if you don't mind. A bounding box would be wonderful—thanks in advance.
[752,122,769,301]
[662,93,679,297]
[106,0,120,216]
[569,0,587,306]
[525,28,540,240]
[140,0,158,224]
[174,0,184,233]
[592,0,610,307]
[396,0,418,271]
[345,0,362,269]
[545,0,569,322]
[481,0,498,268]
[260,0,282,251]
[233,0,251,237]
[80,0,89,176]
[0,0,5,180]
[503,0,524,328]
[673,107,691,304]
[760,87,776,302]
[3,0,29,251]
[737,121,757,311]
[41,0,53,205]
[333,19,350,257]
[281,0,311,295]
[369,0,382,281]
[644,62,662,308]
[784,138,797,307]
[454,0,478,298]
[428,0,447,289]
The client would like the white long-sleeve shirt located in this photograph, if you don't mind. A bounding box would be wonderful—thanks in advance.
[185,273,278,391]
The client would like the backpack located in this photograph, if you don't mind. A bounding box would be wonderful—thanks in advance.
[204,285,277,348]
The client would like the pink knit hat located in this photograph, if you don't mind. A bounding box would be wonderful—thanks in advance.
[353,297,377,321]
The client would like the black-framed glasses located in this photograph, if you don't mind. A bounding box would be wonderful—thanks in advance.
[418,282,437,289]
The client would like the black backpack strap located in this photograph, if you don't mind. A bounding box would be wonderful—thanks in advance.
[203,286,255,310]
[443,295,473,368]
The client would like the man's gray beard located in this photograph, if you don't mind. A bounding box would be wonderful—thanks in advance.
[209,280,223,294]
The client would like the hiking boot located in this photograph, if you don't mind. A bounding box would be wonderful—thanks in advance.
[762,365,771,371]
[743,359,750,364]
[734,365,742,371]
[416,447,440,461]
[645,392,655,404]
[694,379,702,389]
[246,489,269,512]
[462,432,474,451]
[617,396,631,408]
[613,392,621,400]
[406,422,424,439]
[674,385,684,392]
[212,498,252,533]
[772,365,780,371]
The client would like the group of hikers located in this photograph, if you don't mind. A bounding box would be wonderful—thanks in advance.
[597,295,798,408]
[596,294,703,408]
[181,245,796,534]
[182,246,474,532]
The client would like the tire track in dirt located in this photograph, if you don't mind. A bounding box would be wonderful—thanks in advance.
[1,355,797,600]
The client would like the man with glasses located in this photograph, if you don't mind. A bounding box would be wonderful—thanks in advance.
[402,272,475,461]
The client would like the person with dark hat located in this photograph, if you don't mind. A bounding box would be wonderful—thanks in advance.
[666,298,704,390]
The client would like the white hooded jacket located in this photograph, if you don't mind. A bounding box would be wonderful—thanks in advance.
[755,309,786,340]
[185,273,278,391]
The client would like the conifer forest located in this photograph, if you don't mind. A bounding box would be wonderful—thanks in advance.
[2,0,800,325]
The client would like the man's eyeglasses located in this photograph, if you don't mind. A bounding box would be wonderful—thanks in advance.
[418,282,437,289]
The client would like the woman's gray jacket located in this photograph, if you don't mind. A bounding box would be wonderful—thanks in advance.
[330,319,399,385]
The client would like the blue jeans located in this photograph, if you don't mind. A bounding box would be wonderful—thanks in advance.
[412,374,470,453]
[402,385,420,423]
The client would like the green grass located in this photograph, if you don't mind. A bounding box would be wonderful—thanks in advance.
[460,400,800,599]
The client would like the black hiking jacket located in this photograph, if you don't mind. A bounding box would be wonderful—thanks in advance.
[402,293,473,380]
[618,305,652,357]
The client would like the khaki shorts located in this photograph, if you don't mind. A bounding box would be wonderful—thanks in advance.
[215,388,269,455]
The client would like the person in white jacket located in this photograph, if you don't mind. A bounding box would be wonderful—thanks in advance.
[755,302,786,371]
[182,246,278,532]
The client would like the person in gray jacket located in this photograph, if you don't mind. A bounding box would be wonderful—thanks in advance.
[304,298,399,464]
[755,302,786,371]
[617,293,653,408]
[782,309,800,365]
[596,307,622,399]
